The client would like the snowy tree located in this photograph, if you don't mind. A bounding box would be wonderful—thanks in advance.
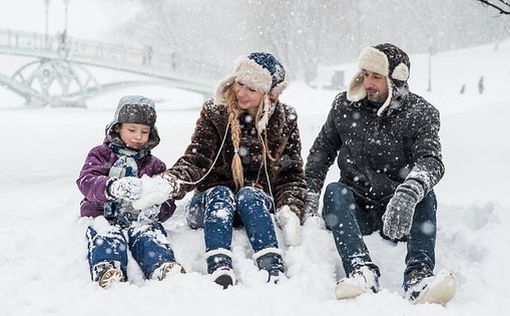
[103,0,509,82]
[476,0,510,14]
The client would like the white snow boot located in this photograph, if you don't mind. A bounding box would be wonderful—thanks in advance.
[335,265,380,300]
[404,269,457,305]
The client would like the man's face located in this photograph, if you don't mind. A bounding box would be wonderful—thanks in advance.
[362,69,389,103]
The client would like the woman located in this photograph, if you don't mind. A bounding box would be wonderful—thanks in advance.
[148,52,306,288]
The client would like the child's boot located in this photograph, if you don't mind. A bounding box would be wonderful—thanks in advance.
[92,261,125,288]
[152,261,186,281]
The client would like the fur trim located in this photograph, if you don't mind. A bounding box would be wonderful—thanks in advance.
[346,71,367,102]
[270,81,288,97]
[233,57,273,93]
[376,77,394,116]
[210,267,236,284]
[358,46,389,76]
[392,62,410,81]
[205,248,233,259]
[256,95,271,133]
[214,76,235,105]
[252,247,283,261]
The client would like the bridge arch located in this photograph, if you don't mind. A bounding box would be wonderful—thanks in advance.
[0,29,217,107]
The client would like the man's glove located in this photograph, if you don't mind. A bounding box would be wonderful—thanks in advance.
[131,174,179,210]
[275,205,302,247]
[108,177,143,202]
[304,191,320,218]
[382,179,425,240]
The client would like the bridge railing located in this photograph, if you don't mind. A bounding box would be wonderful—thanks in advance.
[0,29,225,79]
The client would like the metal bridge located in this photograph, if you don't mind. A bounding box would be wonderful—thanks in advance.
[0,29,217,107]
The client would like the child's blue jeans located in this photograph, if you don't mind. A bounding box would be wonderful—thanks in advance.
[86,221,176,280]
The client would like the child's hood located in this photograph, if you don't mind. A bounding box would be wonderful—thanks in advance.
[104,95,161,151]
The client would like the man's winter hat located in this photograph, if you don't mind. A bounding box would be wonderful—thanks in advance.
[215,52,287,132]
[347,43,411,116]
[106,95,160,150]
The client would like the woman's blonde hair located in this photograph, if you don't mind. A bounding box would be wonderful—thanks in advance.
[224,84,275,189]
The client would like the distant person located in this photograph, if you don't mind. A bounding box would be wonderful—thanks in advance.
[76,95,185,288]
[58,30,69,57]
[478,76,484,94]
[144,45,153,65]
[135,52,306,289]
[304,43,457,305]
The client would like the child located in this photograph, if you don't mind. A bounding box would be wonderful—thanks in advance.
[76,95,185,288]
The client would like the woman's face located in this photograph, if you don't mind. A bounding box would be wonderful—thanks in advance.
[234,81,263,115]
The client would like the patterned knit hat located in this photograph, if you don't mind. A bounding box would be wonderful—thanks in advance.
[347,43,411,116]
[215,52,287,132]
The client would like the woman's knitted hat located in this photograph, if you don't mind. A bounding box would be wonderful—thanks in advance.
[215,52,287,132]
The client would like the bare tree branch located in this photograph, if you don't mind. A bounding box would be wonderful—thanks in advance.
[477,0,510,14]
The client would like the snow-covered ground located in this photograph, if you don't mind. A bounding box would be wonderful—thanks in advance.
[0,41,509,316]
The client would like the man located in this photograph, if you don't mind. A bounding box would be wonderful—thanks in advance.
[305,43,456,305]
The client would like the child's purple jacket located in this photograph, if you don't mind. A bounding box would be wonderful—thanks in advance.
[76,142,175,222]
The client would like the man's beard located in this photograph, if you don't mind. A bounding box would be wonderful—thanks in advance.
[367,89,387,103]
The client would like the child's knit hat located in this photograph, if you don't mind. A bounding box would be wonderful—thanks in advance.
[115,95,157,127]
[105,95,160,150]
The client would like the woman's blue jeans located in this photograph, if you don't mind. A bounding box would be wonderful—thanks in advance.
[186,185,279,253]
[322,182,437,279]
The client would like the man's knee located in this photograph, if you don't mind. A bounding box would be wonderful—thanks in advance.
[322,182,358,228]
[323,182,355,212]
[417,190,437,217]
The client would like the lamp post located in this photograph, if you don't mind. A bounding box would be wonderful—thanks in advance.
[44,0,50,48]
[427,49,432,92]
[63,0,69,35]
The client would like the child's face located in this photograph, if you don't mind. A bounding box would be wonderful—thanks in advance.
[118,123,151,149]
